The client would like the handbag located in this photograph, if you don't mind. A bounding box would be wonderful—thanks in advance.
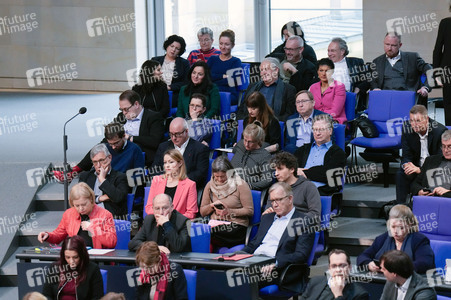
[355,115,379,138]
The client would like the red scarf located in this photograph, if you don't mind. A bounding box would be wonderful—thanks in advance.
[139,252,170,300]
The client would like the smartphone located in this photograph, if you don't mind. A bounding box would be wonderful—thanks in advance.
[214,203,225,210]
[373,259,381,267]
[423,188,432,193]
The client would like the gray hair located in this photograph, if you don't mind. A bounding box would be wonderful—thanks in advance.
[269,182,293,197]
[331,37,349,56]
[287,35,304,48]
[261,57,281,75]
[90,143,110,159]
[409,104,428,116]
[153,193,173,205]
[211,156,234,173]
[313,114,334,129]
[197,27,214,40]
[385,31,402,43]
[442,130,451,142]
[243,123,266,146]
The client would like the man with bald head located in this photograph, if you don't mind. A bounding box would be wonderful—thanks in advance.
[151,117,209,189]
[128,193,190,253]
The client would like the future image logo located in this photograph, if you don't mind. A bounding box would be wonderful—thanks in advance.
[386,117,405,137]
[26,63,78,88]
[86,13,135,37]
[386,13,438,35]
[226,67,247,88]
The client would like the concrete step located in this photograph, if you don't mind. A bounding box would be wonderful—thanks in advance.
[18,211,63,247]
[34,180,77,211]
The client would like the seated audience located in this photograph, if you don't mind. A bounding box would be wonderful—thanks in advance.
[396,105,446,203]
[263,152,321,220]
[146,149,198,219]
[152,118,210,189]
[42,236,104,299]
[129,194,190,253]
[185,93,213,146]
[411,129,451,197]
[267,21,318,66]
[357,204,435,274]
[310,58,347,124]
[241,182,315,286]
[79,143,129,219]
[280,35,318,92]
[37,182,117,249]
[200,157,253,247]
[300,249,369,300]
[132,59,170,118]
[231,124,273,191]
[237,57,296,122]
[151,34,190,107]
[380,250,437,300]
[176,61,220,119]
[243,91,281,152]
[207,29,242,104]
[187,27,221,65]
[285,90,327,153]
[294,114,346,195]
[135,241,187,300]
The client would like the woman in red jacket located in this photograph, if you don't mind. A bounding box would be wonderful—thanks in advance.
[38,182,117,249]
[145,149,198,219]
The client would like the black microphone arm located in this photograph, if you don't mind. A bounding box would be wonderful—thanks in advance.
[63,107,87,209]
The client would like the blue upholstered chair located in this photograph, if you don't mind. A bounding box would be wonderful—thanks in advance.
[333,123,346,151]
[183,269,197,300]
[100,269,108,295]
[344,92,357,144]
[189,222,211,253]
[412,196,451,241]
[114,219,131,250]
[143,186,150,218]
[219,92,232,121]
[430,240,451,270]
[168,91,177,117]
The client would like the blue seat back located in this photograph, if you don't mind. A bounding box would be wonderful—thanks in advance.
[279,121,285,150]
[237,119,244,143]
[227,152,234,161]
[345,92,356,121]
[333,124,346,151]
[430,240,451,270]
[209,119,221,150]
[127,193,134,221]
[189,222,211,253]
[100,269,107,294]
[219,92,232,120]
[412,196,451,241]
[143,186,150,218]
[183,269,197,300]
[168,91,177,116]
[238,63,251,91]
[319,196,332,249]
[114,219,131,250]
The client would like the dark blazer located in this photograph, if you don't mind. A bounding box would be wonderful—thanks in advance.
[237,79,297,121]
[79,168,129,219]
[136,262,188,300]
[345,56,370,93]
[151,56,190,93]
[370,51,432,91]
[42,261,104,300]
[243,116,281,147]
[356,231,435,274]
[401,118,446,166]
[151,138,210,189]
[128,210,190,252]
[132,83,170,118]
[284,109,327,154]
[433,17,451,68]
[294,143,346,195]
[411,154,451,197]
[289,58,319,92]
[116,108,165,167]
[242,209,315,269]
[380,272,437,300]
[300,275,369,300]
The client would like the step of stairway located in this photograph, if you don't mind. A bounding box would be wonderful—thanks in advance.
[34,180,76,211]
[18,211,63,247]
[0,287,18,300]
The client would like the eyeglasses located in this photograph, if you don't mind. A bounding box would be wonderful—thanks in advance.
[296,100,313,105]
[268,195,289,205]
[442,144,451,150]
[107,139,122,147]
[189,104,204,109]
[119,105,133,113]
[284,47,301,52]
[312,127,331,133]
[199,38,211,44]
[169,130,186,139]
[92,157,109,165]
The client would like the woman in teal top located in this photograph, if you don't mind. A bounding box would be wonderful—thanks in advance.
[176,61,220,119]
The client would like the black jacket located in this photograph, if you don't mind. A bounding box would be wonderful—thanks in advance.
[380,272,436,300]
[300,276,369,300]
[411,154,451,197]
[289,58,318,92]
[42,261,104,300]
[151,56,190,93]
[128,210,190,252]
[79,168,129,219]
[132,84,170,118]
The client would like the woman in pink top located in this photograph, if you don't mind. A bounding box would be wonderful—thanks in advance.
[145,149,198,219]
[310,58,347,124]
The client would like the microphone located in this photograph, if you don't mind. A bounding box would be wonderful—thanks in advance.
[79,107,87,114]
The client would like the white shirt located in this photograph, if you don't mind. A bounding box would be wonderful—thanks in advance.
[124,108,143,137]
[296,111,314,147]
[386,51,402,67]
[162,59,175,86]
[333,57,351,91]
[174,138,190,156]
[396,276,412,300]
[418,131,429,167]
[254,207,296,258]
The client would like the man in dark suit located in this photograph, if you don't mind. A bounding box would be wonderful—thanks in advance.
[79,143,129,219]
[241,182,315,286]
[151,117,209,189]
[380,250,436,300]
[285,90,327,153]
[294,114,346,195]
[280,36,318,92]
[411,130,451,198]
[300,249,369,300]
[370,32,432,105]
[236,57,296,121]
[396,105,447,203]
[128,193,190,253]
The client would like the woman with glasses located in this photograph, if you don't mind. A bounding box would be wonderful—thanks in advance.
[200,156,253,248]
[42,236,104,300]
[37,182,117,249]
[187,27,221,66]
[176,60,220,119]
[185,93,213,146]
[152,35,190,108]
[132,59,170,118]
[243,91,281,153]
[135,241,187,300]
[207,29,242,104]
[309,58,347,124]
[145,149,198,219]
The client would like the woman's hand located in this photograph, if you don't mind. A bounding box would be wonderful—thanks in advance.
[38,232,48,243]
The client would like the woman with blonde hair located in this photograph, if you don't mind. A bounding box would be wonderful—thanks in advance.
[357,204,434,274]
[37,182,117,249]
[145,149,198,219]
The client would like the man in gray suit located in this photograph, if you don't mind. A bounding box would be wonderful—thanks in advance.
[380,250,436,300]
